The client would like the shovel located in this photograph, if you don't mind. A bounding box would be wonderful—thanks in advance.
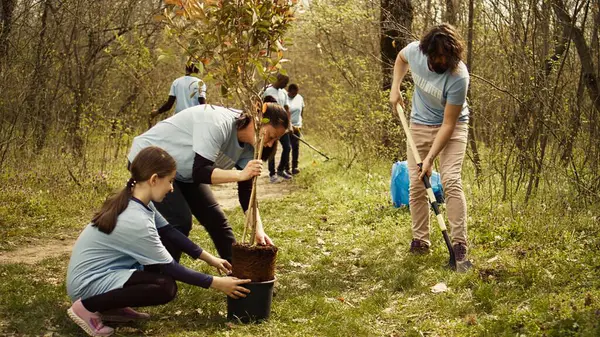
[394,102,472,272]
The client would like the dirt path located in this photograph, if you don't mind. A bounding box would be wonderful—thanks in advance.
[0,173,293,265]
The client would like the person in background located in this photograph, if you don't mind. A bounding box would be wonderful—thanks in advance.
[66,147,250,337]
[389,24,471,263]
[287,83,305,175]
[262,74,293,183]
[151,62,207,118]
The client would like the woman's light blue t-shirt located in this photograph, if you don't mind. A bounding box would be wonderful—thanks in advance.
[66,200,173,301]
[127,105,255,183]
[401,41,470,125]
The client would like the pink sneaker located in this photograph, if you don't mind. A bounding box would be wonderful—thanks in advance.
[67,299,114,337]
[101,307,151,322]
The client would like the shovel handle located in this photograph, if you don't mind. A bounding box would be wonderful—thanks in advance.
[395,101,454,259]
[394,103,422,164]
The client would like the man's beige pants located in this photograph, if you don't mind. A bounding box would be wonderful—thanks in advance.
[407,123,469,246]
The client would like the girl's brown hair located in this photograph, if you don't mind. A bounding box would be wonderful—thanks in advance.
[92,146,176,234]
[419,23,465,72]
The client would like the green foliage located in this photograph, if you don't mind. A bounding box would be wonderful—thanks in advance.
[161,0,298,110]
[286,0,405,164]
[1,137,600,335]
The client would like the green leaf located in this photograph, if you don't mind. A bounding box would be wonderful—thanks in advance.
[220,85,229,96]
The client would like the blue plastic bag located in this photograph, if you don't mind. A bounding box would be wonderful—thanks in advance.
[390,161,444,208]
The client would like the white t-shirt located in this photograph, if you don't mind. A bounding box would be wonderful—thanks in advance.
[288,94,304,127]
[128,105,254,183]
[66,200,172,301]
[169,75,207,114]
[263,86,289,108]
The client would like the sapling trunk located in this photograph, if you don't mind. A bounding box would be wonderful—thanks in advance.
[242,103,266,245]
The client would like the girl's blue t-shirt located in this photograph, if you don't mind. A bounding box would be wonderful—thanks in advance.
[66,200,173,301]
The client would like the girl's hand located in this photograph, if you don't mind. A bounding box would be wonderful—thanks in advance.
[239,159,263,181]
[210,277,251,299]
[207,256,232,275]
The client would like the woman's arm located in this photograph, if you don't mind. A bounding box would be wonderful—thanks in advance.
[193,153,263,185]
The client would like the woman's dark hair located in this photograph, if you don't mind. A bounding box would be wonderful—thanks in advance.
[263,95,278,103]
[92,147,176,234]
[236,102,289,130]
[419,23,464,72]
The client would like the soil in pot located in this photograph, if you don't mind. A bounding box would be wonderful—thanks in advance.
[231,243,277,282]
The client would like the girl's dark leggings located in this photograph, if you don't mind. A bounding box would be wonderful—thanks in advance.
[81,271,177,312]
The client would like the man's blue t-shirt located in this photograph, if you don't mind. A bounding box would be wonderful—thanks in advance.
[401,41,470,125]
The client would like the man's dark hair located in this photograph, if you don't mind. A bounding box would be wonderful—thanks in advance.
[185,62,199,74]
[275,74,289,88]
[419,23,464,72]
[288,83,299,91]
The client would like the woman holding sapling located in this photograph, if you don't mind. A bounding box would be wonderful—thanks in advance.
[389,24,471,262]
[66,147,251,337]
[127,103,289,262]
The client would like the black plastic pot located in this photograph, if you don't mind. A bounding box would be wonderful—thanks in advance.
[227,278,275,323]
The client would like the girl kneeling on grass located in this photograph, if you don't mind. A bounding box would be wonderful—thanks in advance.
[66,146,250,337]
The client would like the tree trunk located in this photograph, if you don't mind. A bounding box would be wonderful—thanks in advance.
[553,0,600,113]
[380,0,413,90]
[0,0,16,61]
[445,0,458,25]
[424,0,433,30]
[465,0,481,179]
[33,0,52,153]
[561,68,585,162]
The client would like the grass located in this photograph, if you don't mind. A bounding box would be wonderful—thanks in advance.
[1,139,599,336]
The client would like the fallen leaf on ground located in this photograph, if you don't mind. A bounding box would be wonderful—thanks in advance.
[350,248,363,255]
[486,256,499,263]
[431,282,448,293]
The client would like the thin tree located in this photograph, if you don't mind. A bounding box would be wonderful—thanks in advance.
[380,0,413,90]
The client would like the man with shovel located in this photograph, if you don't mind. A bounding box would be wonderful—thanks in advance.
[389,24,471,269]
